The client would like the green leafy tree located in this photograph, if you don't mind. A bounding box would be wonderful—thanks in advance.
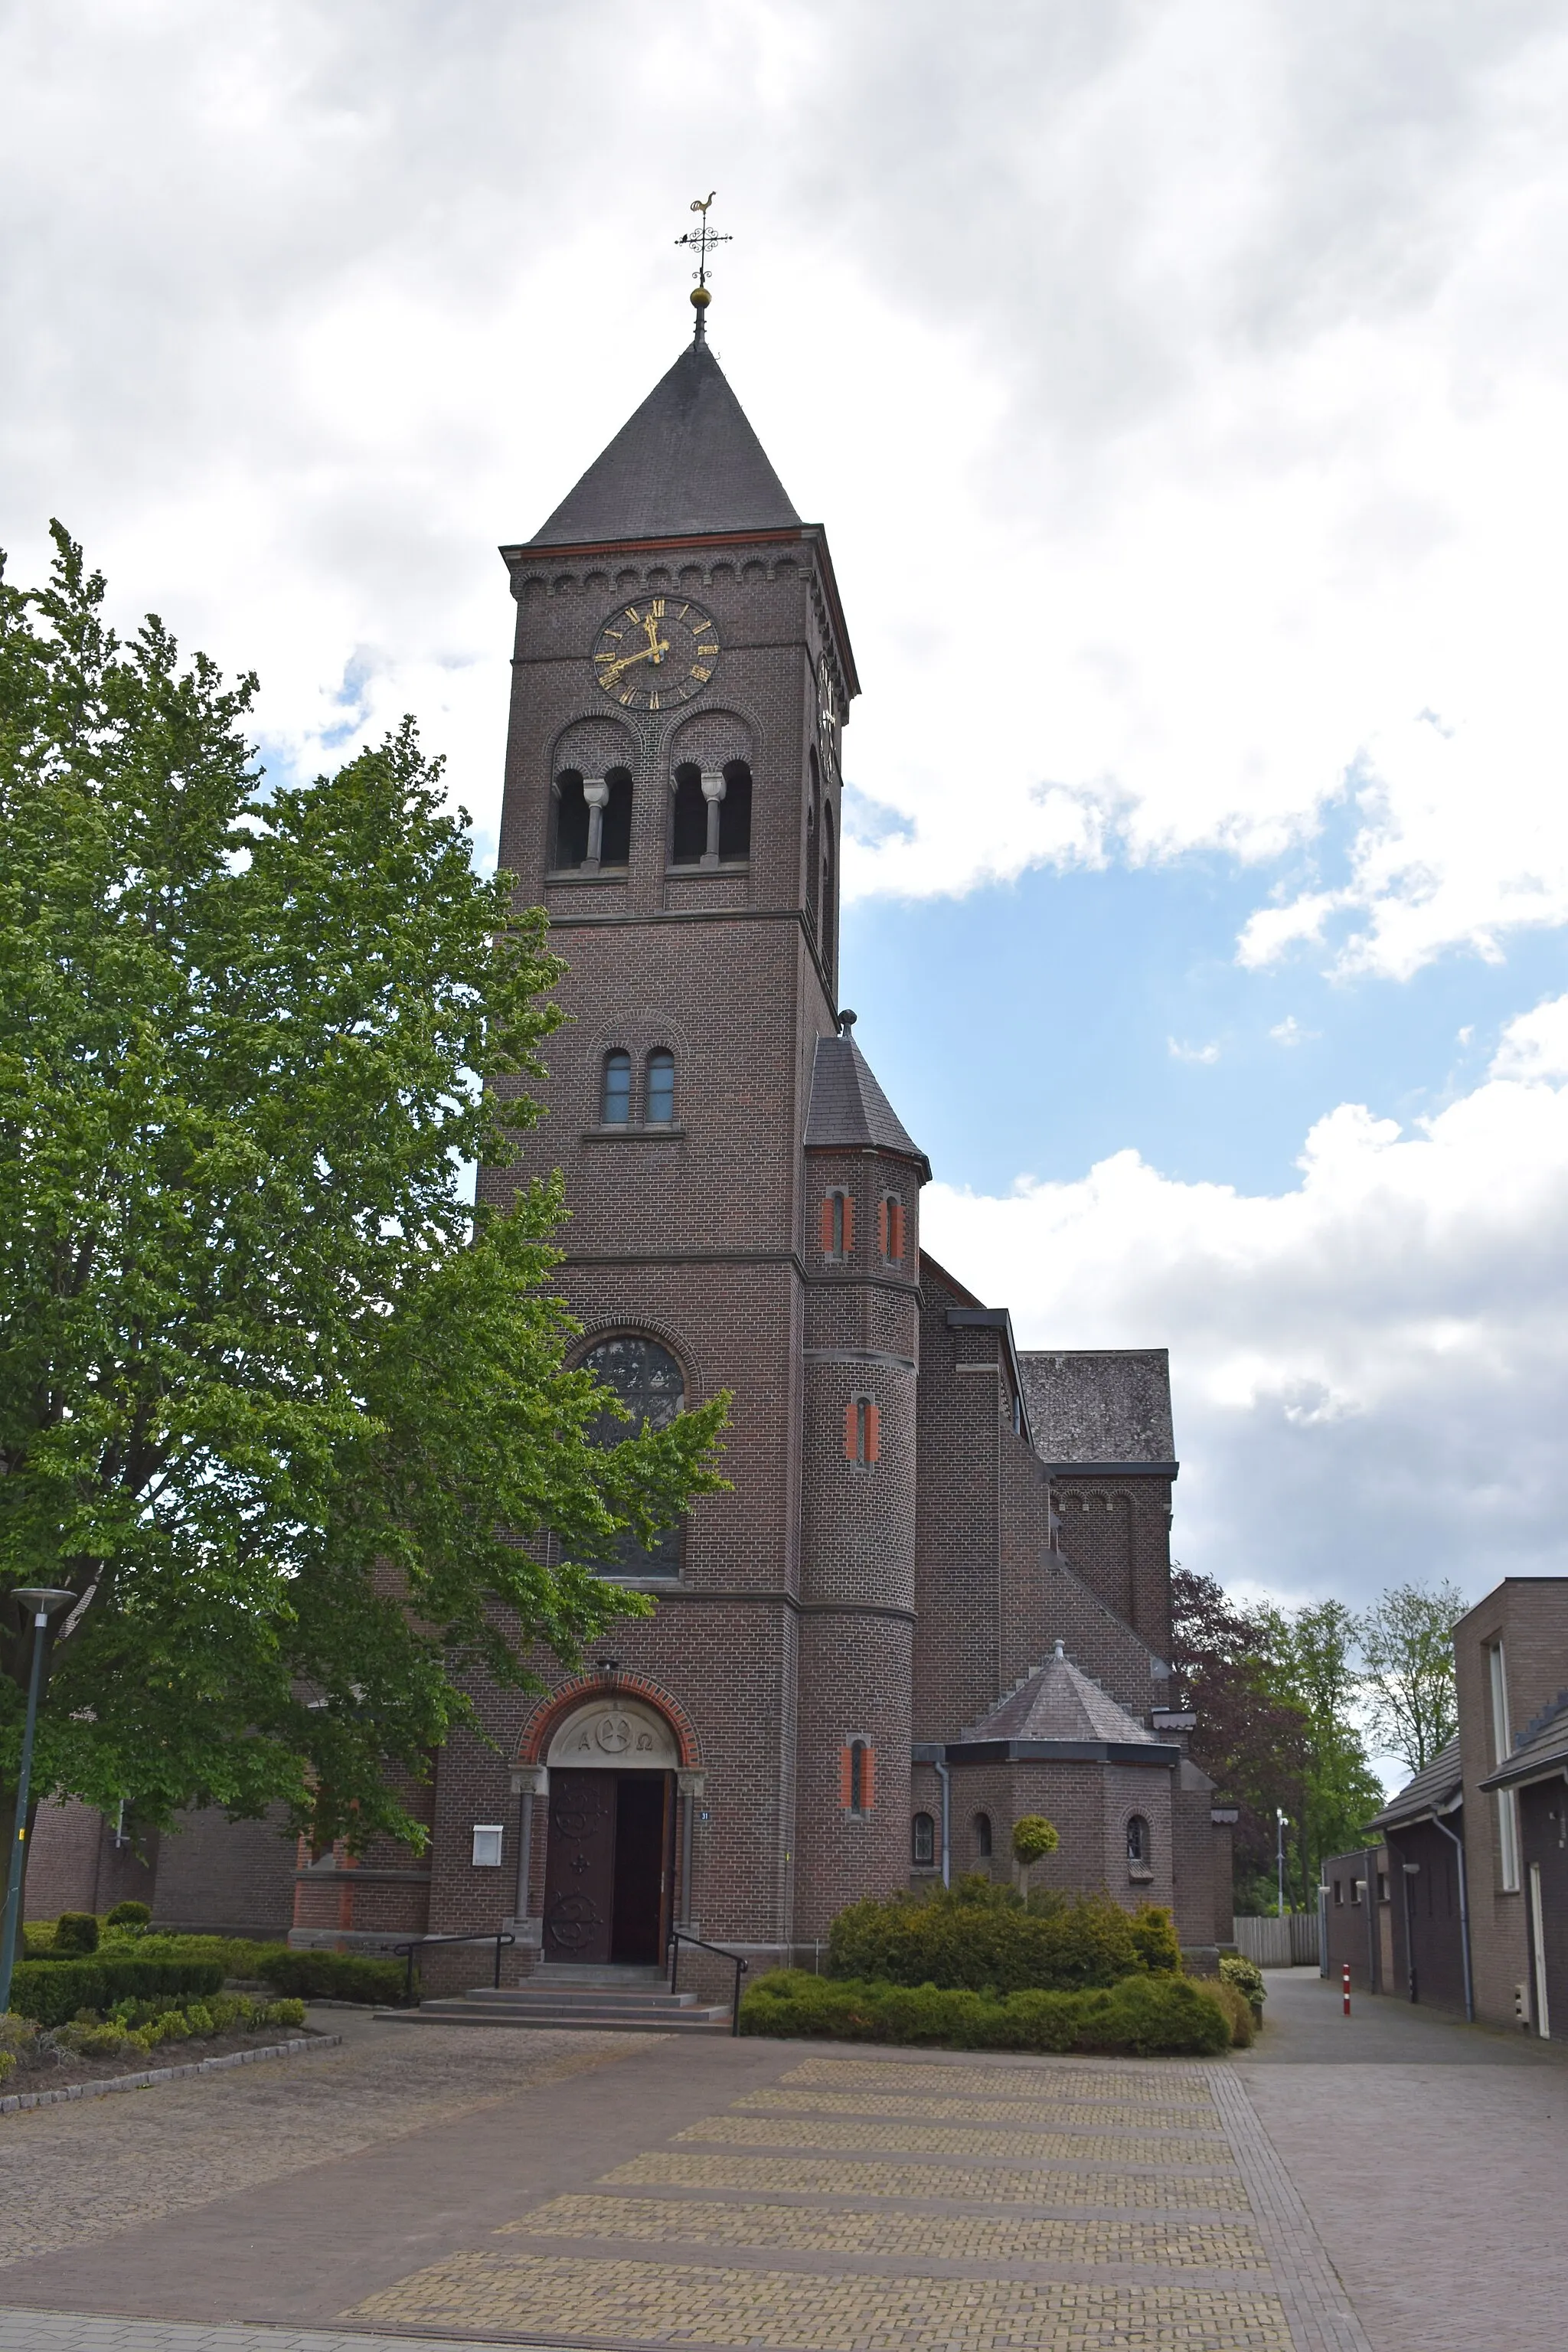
[1171,1567,1309,1904]
[1357,1579,1465,1776]
[0,527,727,1893]
[1255,1599,1383,1907]
[1011,1813,1059,1894]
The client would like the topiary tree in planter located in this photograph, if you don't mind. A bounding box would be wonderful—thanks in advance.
[1011,1815,1059,1896]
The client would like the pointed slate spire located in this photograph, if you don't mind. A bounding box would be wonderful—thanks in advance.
[804,1025,931,1181]
[529,341,801,547]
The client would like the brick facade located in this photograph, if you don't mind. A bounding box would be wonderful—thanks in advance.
[28,323,1229,1968]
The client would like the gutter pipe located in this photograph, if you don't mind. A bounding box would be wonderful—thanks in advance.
[933,1757,951,1888]
[1429,1810,1474,2022]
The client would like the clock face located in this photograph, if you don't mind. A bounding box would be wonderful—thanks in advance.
[592,597,720,712]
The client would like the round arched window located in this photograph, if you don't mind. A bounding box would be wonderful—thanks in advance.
[911,1811,936,1868]
[1127,1814,1151,1868]
[974,1811,993,1860]
[580,1337,686,1576]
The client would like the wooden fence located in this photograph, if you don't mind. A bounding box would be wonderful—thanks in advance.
[1231,1913,1321,1968]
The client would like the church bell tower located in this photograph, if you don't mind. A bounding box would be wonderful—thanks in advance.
[482,256,926,1964]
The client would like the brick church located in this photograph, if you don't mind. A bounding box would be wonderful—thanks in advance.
[31,304,1234,1973]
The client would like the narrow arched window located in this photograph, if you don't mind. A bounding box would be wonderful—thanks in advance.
[912,1811,936,1868]
[844,1395,880,1466]
[601,1050,631,1125]
[842,1739,873,1812]
[974,1812,993,1860]
[599,767,633,867]
[822,802,836,970]
[1127,1815,1150,1867]
[645,1049,675,1125]
[719,760,752,859]
[820,1190,852,1259]
[671,764,707,864]
[878,1196,905,1263]
[553,770,590,869]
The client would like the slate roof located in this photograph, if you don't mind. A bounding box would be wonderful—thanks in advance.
[1366,1737,1463,1831]
[1480,1687,1568,1792]
[1019,1350,1175,1467]
[530,338,801,547]
[804,1033,930,1178]
[959,1642,1161,1749]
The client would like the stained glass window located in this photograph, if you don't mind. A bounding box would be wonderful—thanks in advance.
[582,1336,684,1577]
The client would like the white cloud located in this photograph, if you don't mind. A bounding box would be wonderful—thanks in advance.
[2,1,1567,963]
[1269,1017,1313,1046]
[1168,1037,1221,1064]
[923,1045,1568,1608]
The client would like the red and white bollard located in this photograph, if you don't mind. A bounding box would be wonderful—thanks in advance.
[1342,1962,1351,2016]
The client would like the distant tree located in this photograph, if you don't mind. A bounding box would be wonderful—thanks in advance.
[0,528,727,1904]
[1255,1599,1383,1907]
[1171,1568,1309,1905]
[1357,1579,1465,1776]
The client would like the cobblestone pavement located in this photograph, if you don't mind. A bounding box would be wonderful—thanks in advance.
[345,2050,1354,2352]
[0,2012,634,2265]
[10,1982,1561,2351]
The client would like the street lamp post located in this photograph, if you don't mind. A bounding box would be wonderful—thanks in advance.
[1276,1808,1289,1920]
[0,1587,77,2013]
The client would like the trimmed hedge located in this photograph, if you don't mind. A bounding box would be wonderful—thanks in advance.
[828,1877,1183,1994]
[740,1969,1233,2056]
[254,1948,409,2004]
[8,1956,226,2029]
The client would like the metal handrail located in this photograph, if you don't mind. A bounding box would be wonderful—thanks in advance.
[668,1929,748,2036]
[391,1929,515,2007]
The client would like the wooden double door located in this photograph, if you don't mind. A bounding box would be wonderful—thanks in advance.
[542,1769,675,1966]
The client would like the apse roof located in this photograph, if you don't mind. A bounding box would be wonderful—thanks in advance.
[961,1642,1162,1749]
[530,338,801,547]
[804,1031,930,1179]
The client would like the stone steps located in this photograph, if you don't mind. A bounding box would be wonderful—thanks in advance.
[377,1976,734,2034]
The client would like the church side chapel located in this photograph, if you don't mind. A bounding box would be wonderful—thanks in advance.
[28,227,1233,1981]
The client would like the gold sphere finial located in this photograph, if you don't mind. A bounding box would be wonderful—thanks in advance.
[691,285,711,309]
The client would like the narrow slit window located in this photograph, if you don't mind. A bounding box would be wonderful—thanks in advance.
[879,1196,905,1263]
[974,1812,993,1860]
[820,1191,853,1259]
[912,1811,936,1867]
[841,1740,874,1812]
[601,1050,632,1125]
[844,1395,880,1465]
[645,1049,675,1125]
[1126,1815,1149,1867]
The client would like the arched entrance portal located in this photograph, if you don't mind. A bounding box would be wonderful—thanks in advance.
[541,1697,680,1965]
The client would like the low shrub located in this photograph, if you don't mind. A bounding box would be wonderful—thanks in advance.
[52,1912,100,1956]
[104,1900,152,1929]
[255,1948,409,2004]
[828,1876,1182,1995]
[102,1932,284,1976]
[8,1956,227,2030]
[1212,1980,1256,2047]
[740,1969,1232,2056]
[1219,1954,1266,2015]
[46,1991,311,2060]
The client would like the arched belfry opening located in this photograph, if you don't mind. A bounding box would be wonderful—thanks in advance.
[540,1694,682,1967]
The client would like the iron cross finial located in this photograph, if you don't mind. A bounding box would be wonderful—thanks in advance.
[675,192,733,340]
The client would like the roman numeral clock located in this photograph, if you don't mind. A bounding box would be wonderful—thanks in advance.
[592,597,720,712]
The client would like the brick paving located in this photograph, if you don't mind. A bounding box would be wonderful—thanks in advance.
[8,1983,1563,2350]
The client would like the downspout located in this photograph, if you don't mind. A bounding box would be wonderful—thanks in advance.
[1429,1810,1473,2023]
[933,1758,951,1889]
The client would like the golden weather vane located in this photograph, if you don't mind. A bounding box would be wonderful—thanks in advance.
[675,192,732,338]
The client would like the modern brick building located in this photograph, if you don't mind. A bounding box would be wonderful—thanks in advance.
[1327,1573,1567,2039]
[30,307,1232,1978]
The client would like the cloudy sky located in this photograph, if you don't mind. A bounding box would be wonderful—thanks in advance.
[5,1,1568,1671]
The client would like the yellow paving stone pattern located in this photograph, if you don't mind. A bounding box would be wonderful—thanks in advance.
[678,2113,1235,2165]
[782,2060,1217,2104]
[738,2088,1220,2129]
[605,2148,1256,2211]
[348,2249,1292,2350]
[343,2049,1360,2350]
[502,2192,1270,2270]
